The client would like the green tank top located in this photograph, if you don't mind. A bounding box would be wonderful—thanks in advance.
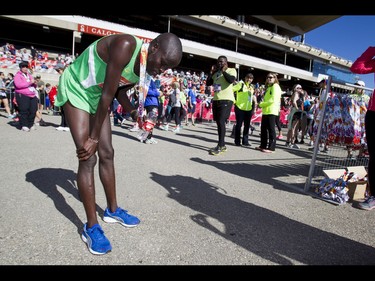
[55,35,143,114]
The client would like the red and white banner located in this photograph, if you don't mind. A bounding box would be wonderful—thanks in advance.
[175,102,290,126]
[279,108,290,125]
[78,24,152,43]
[251,108,262,124]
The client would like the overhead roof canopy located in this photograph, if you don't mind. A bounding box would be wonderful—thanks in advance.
[249,15,342,38]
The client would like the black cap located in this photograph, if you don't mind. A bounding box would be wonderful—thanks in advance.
[19,61,29,69]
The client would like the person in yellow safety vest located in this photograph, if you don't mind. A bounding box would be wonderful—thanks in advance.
[256,72,282,153]
[232,73,256,146]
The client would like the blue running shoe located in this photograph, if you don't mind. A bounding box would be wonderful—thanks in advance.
[358,196,375,210]
[103,207,140,227]
[81,223,112,255]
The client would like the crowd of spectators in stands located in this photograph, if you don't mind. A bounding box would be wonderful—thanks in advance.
[0,42,75,74]
[0,42,77,120]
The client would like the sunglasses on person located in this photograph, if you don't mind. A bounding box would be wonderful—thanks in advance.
[267,76,274,79]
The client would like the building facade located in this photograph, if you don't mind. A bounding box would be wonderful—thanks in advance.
[0,15,368,94]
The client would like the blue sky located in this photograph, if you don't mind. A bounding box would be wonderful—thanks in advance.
[304,15,375,89]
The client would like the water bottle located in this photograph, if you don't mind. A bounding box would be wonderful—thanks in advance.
[137,108,158,142]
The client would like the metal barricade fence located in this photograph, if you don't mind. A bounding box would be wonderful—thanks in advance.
[6,88,15,112]
[304,77,371,192]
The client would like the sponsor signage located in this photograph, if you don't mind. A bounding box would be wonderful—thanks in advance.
[78,24,152,43]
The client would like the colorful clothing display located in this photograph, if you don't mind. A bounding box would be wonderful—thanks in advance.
[313,92,369,146]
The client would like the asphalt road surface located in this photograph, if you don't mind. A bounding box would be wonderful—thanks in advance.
[1,111,374,269]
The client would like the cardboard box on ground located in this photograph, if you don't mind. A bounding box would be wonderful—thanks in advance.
[323,166,368,202]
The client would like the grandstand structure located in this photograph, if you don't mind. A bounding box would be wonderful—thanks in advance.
[0,54,63,86]
[0,15,371,93]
